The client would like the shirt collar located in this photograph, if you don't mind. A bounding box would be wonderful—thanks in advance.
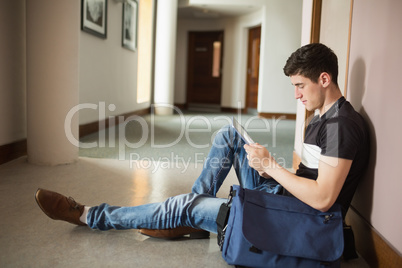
[321,97,345,120]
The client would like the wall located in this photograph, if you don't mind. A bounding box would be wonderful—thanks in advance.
[296,0,402,256]
[258,0,302,114]
[220,10,264,109]
[293,0,313,158]
[26,0,80,165]
[347,0,402,255]
[79,1,149,125]
[0,1,147,147]
[319,0,351,95]
[0,0,26,147]
[137,0,154,104]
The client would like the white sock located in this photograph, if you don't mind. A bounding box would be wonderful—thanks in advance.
[79,206,90,225]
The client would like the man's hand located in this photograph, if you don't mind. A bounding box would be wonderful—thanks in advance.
[244,143,279,177]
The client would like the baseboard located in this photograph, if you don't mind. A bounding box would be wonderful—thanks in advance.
[258,112,296,120]
[173,103,187,111]
[0,139,27,165]
[79,107,150,138]
[345,207,402,267]
[221,106,247,114]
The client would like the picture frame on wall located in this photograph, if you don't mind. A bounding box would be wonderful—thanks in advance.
[122,0,138,51]
[81,0,108,39]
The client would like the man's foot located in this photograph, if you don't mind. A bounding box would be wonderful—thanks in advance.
[35,188,86,226]
[139,227,210,239]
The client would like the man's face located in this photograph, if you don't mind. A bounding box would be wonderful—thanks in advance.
[290,74,325,113]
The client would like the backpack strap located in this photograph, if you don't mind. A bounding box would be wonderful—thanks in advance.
[216,187,236,250]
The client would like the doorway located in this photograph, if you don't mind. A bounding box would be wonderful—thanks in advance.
[186,31,223,110]
[245,26,261,114]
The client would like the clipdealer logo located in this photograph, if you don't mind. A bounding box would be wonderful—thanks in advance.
[64,102,288,170]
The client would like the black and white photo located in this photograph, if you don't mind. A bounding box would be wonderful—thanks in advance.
[122,0,138,51]
[81,0,107,39]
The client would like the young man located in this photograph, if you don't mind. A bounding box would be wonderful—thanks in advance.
[35,43,369,239]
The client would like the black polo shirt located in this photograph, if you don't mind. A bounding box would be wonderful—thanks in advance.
[294,97,370,217]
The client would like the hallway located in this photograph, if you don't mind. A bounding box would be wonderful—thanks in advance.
[0,111,371,267]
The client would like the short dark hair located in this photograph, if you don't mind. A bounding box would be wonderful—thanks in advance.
[283,43,339,86]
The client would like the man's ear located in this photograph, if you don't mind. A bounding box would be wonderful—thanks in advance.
[319,72,331,87]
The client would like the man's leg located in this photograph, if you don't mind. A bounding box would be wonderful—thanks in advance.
[192,125,281,196]
[87,193,225,233]
[36,188,224,233]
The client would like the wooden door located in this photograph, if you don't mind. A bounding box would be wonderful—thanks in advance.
[186,31,223,106]
[245,26,261,110]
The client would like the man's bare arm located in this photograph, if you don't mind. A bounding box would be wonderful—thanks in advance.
[245,143,352,212]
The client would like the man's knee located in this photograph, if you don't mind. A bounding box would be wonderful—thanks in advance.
[213,125,234,146]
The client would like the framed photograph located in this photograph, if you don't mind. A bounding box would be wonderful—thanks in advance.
[81,0,108,39]
[122,0,138,51]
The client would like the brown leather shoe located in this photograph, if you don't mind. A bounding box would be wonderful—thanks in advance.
[139,227,210,239]
[35,188,86,226]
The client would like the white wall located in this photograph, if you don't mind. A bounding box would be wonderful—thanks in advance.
[0,0,26,146]
[293,0,313,158]
[258,0,302,114]
[347,0,402,255]
[220,10,263,109]
[79,1,150,125]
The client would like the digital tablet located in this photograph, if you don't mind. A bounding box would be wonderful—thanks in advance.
[232,117,255,144]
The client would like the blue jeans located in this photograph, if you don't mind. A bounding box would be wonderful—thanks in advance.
[87,125,282,233]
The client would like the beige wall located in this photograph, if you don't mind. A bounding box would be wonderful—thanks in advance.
[296,0,402,255]
[347,0,402,255]
[0,0,149,146]
[0,0,26,146]
[79,0,150,125]
[319,0,351,95]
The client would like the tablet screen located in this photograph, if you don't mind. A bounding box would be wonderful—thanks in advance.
[232,117,255,144]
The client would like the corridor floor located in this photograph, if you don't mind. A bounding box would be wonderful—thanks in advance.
[0,157,369,267]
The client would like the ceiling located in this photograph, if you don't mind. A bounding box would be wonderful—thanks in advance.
[177,0,264,19]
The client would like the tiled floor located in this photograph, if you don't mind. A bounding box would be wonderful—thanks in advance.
[0,157,369,267]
